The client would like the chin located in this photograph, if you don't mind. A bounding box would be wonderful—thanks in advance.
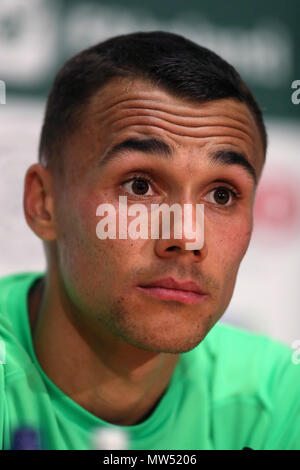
[107,296,217,353]
[128,334,207,354]
[117,320,213,354]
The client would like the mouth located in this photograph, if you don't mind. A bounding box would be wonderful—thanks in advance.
[137,277,208,305]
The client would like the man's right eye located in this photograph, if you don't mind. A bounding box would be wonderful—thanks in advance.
[121,176,155,196]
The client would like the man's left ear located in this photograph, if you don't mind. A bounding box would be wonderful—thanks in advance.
[23,163,57,241]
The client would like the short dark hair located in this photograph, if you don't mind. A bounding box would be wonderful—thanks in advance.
[39,31,267,168]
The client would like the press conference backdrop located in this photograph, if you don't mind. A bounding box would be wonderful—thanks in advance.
[0,0,299,345]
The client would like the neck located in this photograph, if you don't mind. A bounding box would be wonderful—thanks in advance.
[28,272,179,425]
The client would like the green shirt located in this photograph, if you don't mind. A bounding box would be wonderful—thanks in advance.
[0,272,299,450]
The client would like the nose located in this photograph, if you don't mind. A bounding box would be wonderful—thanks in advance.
[153,202,206,260]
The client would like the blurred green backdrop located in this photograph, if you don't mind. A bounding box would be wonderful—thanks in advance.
[0,0,299,119]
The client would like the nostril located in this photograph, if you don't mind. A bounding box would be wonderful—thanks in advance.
[166,246,178,251]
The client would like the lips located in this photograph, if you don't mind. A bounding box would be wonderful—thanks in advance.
[137,277,207,304]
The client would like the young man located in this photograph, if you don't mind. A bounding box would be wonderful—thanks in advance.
[0,31,299,450]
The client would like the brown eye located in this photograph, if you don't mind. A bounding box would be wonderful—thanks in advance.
[122,177,154,196]
[213,188,230,205]
[132,178,149,195]
[205,187,236,206]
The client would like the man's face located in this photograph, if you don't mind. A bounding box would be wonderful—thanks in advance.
[50,77,264,354]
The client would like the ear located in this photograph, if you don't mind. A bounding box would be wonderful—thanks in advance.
[23,163,57,241]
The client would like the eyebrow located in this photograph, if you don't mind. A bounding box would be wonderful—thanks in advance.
[99,137,257,184]
[211,149,257,184]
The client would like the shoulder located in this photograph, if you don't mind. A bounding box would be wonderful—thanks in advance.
[0,272,45,450]
[192,322,300,449]
[0,272,44,309]
[0,271,44,371]
[189,321,296,402]
[0,271,40,329]
[0,271,40,294]
[204,320,292,364]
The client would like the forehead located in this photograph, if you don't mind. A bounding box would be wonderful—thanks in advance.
[73,77,264,177]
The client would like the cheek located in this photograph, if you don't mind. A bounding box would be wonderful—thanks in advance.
[204,214,253,313]
[206,213,253,273]
[54,191,108,288]
[56,192,142,288]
